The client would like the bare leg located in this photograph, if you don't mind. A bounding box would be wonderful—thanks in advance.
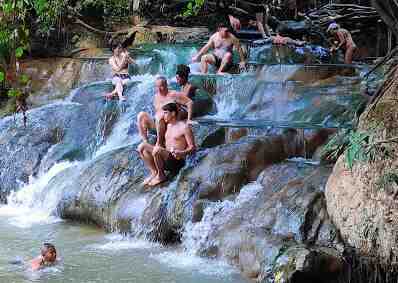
[137,112,156,142]
[217,52,233,74]
[137,142,157,185]
[115,80,125,100]
[149,147,171,186]
[155,118,166,147]
[200,54,216,74]
[345,46,355,64]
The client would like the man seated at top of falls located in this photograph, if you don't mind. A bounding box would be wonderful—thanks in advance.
[105,41,135,101]
[30,243,57,271]
[191,22,246,74]
[138,102,196,186]
[176,64,196,99]
[327,23,357,64]
[137,76,194,148]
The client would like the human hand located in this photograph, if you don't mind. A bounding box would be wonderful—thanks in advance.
[187,120,198,125]
[153,145,163,155]
[191,55,199,63]
[171,149,185,160]
[239,61,246,70]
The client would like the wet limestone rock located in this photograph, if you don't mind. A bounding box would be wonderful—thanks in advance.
[183,162,343,282]
[138,131,335,244]
[325,65,398,265]
[0,102,99,202]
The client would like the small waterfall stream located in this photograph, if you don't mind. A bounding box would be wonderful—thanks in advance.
[0,42,379,282]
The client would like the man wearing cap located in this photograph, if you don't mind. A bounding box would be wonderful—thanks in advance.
[327,23,357,64]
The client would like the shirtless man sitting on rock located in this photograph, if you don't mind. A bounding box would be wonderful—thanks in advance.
[191,22,246,74]
[137,76,194,146]
[138,102,196,186]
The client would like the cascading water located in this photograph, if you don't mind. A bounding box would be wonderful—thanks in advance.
[0,42,381,282]
[0,161,77,228]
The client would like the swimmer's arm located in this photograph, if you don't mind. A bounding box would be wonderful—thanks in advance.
[181,125,196,156]
[336,31,346,50]
[109,57,124,72]
[124,52,135,64]
[30,257,43,271]
[176,94,193,121]
[194,36,214,59]
[182,84,195,97]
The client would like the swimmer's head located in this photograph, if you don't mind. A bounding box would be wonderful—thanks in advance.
[162,102,178,123]
[217,22,230,38]
[41,243,56,263]
[176,64,190,85]
[155,76,168,95]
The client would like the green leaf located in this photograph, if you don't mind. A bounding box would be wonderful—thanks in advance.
[15,47,24,58]
[19,74,29,84]
[0,71,4,82]
[7,88,22,98]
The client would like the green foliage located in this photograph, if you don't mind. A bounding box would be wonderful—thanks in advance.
[321,129,380,169]
[15,47,24,58]
[181,0,205,17]
[345,131,371,170]
[376,172,398,192]
[0,72,4,82]
[320,129,351,162]
[7,88,22,98]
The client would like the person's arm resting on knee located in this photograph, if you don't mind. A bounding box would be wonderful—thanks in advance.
[192,35,215,62]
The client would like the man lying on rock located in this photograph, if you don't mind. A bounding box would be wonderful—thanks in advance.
[137,76,194,146]
[270,29,306,46]
[138,102,196,186]
[191,22,246,74]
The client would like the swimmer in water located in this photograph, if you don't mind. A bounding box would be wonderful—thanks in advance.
[30,243,57,271]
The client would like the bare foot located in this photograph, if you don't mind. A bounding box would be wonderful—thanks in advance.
[217,71,227,75]
[143,173,156,186]
[148,175,167,187]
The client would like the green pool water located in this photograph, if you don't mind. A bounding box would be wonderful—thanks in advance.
[0,218,249,283]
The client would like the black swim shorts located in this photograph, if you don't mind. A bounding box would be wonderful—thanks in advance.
[164,154,185,172]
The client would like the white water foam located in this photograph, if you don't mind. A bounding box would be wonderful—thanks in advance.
[0,161,77,228]
[150,251,238,277]
[182,182,263,255]
[89,234,160,251]
[94,74,155,158]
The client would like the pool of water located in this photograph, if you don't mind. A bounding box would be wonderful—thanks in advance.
[0,219,249,283]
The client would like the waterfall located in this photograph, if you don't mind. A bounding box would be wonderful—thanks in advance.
[182,182,263,256]
[0,161,78,228]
